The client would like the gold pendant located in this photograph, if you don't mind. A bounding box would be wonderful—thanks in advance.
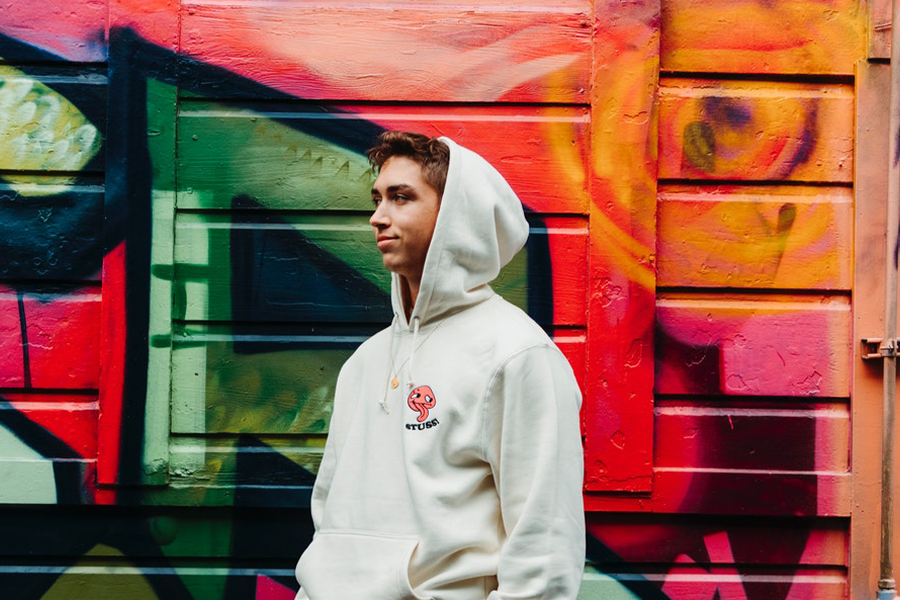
[391,375,399,389]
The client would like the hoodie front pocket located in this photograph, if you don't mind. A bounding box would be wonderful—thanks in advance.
[295,530,432,600]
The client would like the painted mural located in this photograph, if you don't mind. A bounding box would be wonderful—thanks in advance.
[0,0,865,599]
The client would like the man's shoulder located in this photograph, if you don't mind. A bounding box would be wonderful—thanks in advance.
[340,324,392,369]
[487,294,552,339]
[456,295,555,355]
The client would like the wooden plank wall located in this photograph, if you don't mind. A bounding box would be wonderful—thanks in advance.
[582,0,863,598]
[0,0,877,599]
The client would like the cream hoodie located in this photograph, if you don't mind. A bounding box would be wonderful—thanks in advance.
[294,138,585,599]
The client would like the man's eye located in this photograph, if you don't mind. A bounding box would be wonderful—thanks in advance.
[395,194,408,201]
[372,197,382,206]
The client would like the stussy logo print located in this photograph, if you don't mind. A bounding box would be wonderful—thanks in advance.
[407,385,436,422]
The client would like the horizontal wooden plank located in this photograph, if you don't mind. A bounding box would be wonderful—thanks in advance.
[0,2,108,62]
[174,214,584,326]
[651,469,850,517]
[658,185,852,290]
[185,0,586,6]
[0,564,297,597]
[175,104,376,212]
[0,182,104,282]
[655,403,849,472]
[1,395,98,459]
[0,457,64,504]
[171,326,355,435]
[305,107,591,214]
[175,103,591,214]
[180,3,590,103]
[658,80,854,183]
[660,0,864,75]
[586,514,848,566]
[173,213,390,323]
[0,288,100,389]
[592,568,847,600]
[0,453,95,504]
[0,64,106,174]
[585,470,850,517]
[169,435,323,488]
[0,505,315,559]
[580,566,846,600]
[656,294,851,397]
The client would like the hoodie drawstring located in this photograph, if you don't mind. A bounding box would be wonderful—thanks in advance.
[380,313,399,413]
[408,317,420,390]
[381,315,435,413]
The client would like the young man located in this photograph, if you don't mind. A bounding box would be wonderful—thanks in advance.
[295,132,585,599]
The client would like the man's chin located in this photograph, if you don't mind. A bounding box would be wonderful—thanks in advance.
[381,260,404,277]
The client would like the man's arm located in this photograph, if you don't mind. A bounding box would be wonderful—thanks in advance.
[483,344,585,599]
[294,369,347,600]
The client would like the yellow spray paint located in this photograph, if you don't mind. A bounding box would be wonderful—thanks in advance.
[0,64,100,194]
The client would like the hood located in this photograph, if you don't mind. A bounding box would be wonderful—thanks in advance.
[391,137,530,329]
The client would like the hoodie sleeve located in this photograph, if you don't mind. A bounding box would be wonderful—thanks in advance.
[294,365,349,600]
[293,411,337,600]
[483,344,585,599]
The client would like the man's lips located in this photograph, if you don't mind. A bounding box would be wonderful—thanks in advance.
[376,235,397,250]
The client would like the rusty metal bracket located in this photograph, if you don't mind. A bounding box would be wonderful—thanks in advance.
[862,337,900,360]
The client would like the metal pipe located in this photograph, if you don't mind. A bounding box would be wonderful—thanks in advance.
[878,3,900,599]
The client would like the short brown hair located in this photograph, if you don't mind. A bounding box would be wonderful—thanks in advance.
[366,131,450,197]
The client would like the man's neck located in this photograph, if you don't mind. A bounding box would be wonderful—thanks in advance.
[400,276,420,322]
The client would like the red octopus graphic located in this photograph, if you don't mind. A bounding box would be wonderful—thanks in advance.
[407,385,437,422]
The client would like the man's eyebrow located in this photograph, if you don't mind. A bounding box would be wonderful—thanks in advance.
[372,183,415,195]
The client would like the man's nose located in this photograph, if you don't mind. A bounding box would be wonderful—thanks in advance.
[370,202,389,228]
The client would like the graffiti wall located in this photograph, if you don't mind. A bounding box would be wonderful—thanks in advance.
[0,0,870,598]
